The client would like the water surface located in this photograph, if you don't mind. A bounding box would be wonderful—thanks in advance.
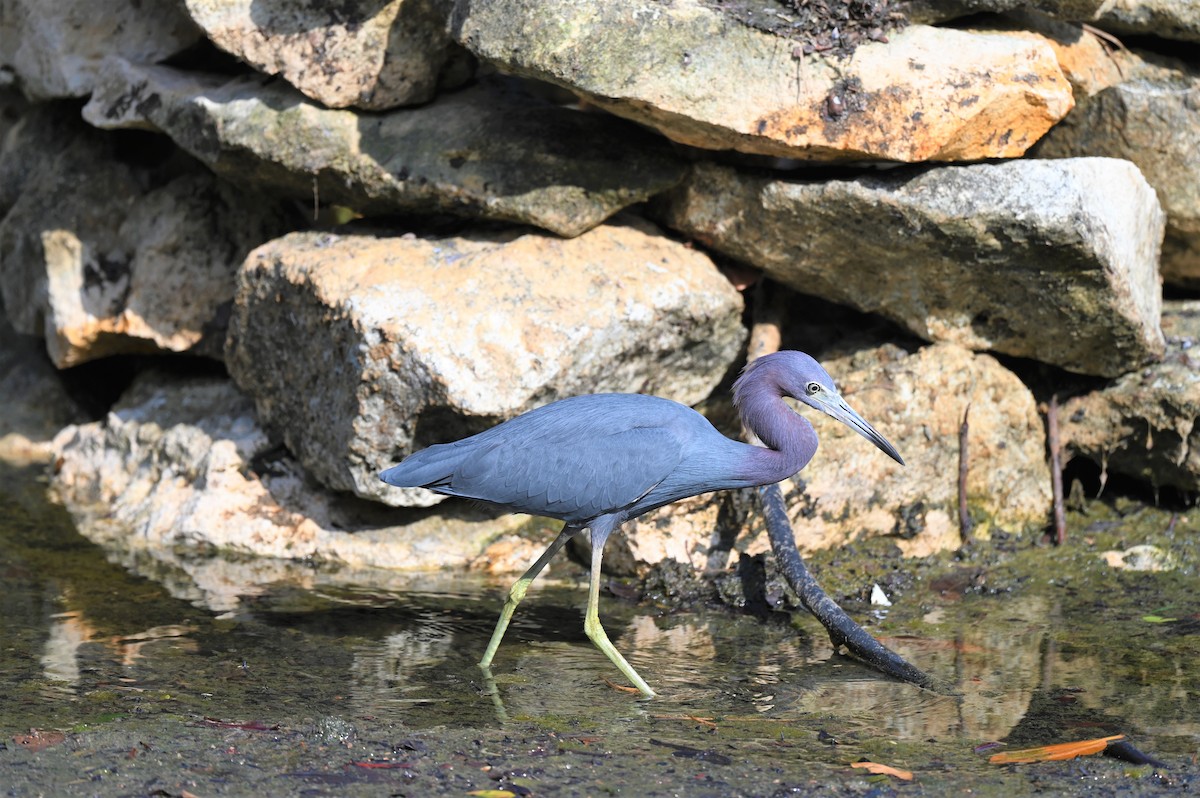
[1,462,1196,795]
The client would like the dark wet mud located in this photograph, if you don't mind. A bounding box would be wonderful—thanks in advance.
[2,461,1197,796]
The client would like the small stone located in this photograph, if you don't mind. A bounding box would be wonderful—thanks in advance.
[1101,544,1177,572]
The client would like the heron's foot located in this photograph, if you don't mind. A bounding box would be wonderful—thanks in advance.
[583,614,656,698]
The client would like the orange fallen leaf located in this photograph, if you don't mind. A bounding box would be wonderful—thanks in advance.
[851,761,914,780]
[601,677,642,694]
[988,734,1124,764]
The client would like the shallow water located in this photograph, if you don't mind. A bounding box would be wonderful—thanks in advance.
[2,461,1197,796]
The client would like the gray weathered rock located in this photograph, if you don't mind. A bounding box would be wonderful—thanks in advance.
[658,158,1165,377]
[1061,301,1200,493]
[182,0,462,110]
[905,1,1200,43]
[0,107,294,367]
[50,372,527,569]
[1035,66,1200,287]
[0,0,201,99]
[82,59,686,237]
[225,219,746,506]
[0,316,85,465]
[0,102,79,219]
[451,0,1074,162]
[1090,0,1200,42]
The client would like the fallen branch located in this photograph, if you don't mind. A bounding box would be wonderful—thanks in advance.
[760,481,939,690]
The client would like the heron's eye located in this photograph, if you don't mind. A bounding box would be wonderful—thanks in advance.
[805,381,821,396]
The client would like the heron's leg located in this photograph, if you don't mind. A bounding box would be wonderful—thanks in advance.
[583,523,656,698]
[479,524,580,668]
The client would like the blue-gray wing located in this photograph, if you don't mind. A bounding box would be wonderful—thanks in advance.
[380,395,692,523]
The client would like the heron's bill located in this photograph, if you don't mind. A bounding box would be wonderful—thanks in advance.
[818,393,905,466]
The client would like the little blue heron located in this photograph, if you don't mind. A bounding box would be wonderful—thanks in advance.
[380,350,904,697]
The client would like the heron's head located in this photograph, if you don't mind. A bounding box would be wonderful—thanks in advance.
[751,351,906,466]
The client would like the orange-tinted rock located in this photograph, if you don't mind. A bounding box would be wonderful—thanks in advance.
[455,0,1074,162]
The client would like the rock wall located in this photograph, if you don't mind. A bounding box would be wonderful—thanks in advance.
[2,0,1197,575]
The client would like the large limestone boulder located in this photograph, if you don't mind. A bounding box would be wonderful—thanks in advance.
[50,372,528,570]
[658,158,1165,377]
[0,0,201,99]
[1061,301,1200,493]
[1035,57,1200,287]
[82,60,685,237]
[451,0,1074,161]
[225,218,747,507]
[182,0,464,110]
[0,107,294,367]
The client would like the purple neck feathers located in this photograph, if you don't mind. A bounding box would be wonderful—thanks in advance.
[732,356,818,484]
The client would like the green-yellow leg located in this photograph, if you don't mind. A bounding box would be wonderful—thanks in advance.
[583,527,656,698]
[479,525,578,668]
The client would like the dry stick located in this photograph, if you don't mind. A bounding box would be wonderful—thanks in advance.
[1047,394,1068,545]
[746,283,938,691]
[958,403,973,542]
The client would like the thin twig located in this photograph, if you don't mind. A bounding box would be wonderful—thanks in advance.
[1080,22,1127,79]
[1047,394,1067,545]
[958,402,972,543]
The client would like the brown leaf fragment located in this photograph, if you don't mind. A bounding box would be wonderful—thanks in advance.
[13,730,67,751]
[851,761,914,780]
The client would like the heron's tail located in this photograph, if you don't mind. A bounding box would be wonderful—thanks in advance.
[378,442,460,490]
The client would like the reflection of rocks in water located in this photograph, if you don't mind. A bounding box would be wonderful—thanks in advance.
[101,540,499,616]
[625,615,717,667]
[348,628,457,716]
[784,596,1049,740]
[950,596,1049,741]
[39,607,197,693]
[39,610,93,687]
[1045,643,1200,740]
